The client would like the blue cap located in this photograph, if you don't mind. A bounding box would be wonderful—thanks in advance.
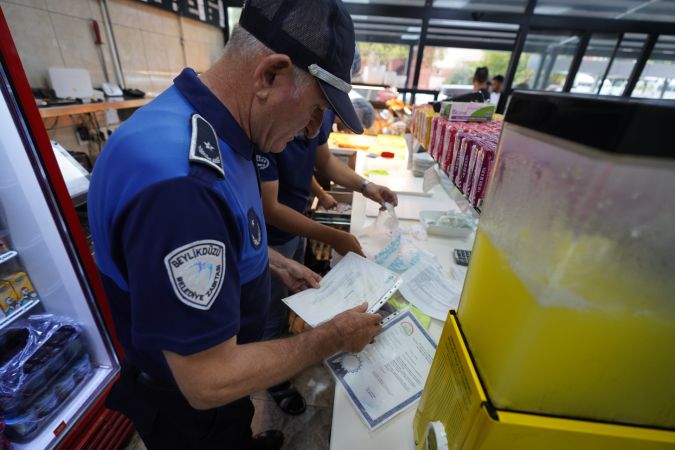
[239,0,363,134]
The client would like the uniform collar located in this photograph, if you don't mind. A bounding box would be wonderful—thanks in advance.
[174,68,256,160]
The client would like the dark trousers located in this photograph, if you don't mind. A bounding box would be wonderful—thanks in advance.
[106,363,254,450]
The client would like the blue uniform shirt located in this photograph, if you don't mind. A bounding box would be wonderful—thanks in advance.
[88,68,270,380]
[256,111,334,246]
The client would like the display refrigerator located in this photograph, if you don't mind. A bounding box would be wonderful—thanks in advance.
[0,9,132,449]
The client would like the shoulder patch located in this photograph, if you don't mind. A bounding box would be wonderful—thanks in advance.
[256,154,270,171]
[189,114,224,178]
[164,239,226,310]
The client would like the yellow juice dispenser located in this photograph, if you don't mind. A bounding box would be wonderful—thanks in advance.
[414,92,675,450]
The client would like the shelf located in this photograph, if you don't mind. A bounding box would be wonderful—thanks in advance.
[0,250,18,265]
[0,298,41,330]
[11,366,116,450]
[38,98,151,119]
[412,136,481,218]
[433,164,481,219]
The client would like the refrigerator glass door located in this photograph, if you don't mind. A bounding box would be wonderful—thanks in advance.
[0,64,119,449]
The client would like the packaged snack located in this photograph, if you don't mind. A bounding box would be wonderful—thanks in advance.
[0,281,19,316]
[440,102,495,122]
[428,117,440,158]
[5,272,39,307]
[3,412,39,441]
[469,147,496,208]
[0,316,85,416]
[433,119,447,162]
[441,125,458,173]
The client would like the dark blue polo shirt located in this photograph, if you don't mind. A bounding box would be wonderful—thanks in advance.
[256,111,334,246]
[88,68,270,380]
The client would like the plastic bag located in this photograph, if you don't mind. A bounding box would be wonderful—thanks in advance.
[0,315,86,417]
[361,204,425,274]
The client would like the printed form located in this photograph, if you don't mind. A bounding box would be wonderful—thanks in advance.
[326,310,437,430]
[283,252,402,327]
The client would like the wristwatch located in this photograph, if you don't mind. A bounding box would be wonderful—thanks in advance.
[360,179,371,195]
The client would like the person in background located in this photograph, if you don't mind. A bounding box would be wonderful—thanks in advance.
[491,75,504,94]
[473,66,491,101]
[490,74,504,104]
[256,89,397,416]
[87,1,383,449]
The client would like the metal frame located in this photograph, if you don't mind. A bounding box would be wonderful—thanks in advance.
[562,32,591,92]
[596,33,624,96]
[623,33,658,96]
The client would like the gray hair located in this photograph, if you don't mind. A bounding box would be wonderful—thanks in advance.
[226,25,313,98]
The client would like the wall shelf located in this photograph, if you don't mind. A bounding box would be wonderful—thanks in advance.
[0,250,18,265]
[0,298,41,330]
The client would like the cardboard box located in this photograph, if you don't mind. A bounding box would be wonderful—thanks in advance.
[4,272,38,306]
[0,280,19,315]
[441,102,495,122]
[413,313,675,450]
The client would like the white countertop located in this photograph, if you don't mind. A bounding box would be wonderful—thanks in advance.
[329,150,475,450]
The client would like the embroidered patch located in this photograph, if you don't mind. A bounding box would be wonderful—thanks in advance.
[256,154,270,171]
[189,114,224,178]
[164,240,226,310]
[247,209,263,249]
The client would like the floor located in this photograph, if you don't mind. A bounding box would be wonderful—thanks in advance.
[122,364,336,450]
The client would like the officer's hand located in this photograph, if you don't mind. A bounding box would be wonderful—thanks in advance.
[275,258,321,293]
[329,230,365,257]
[328,303,382,353]
[318,192,338,210]
[364,183,398,207]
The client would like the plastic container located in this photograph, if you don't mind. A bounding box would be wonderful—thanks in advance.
[0,317,85,416]
[419,211,476,239]
[4,353,92,441]
[458,92,675,430]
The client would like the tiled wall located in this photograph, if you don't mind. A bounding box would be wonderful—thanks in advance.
[1,0,225,158]
[1,0,224,92]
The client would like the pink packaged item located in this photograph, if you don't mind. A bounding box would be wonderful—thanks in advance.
[441,125,458,172]
[433,119,448,162]
[456,136,478,192]
[464,139,484,197]
[449,128,469,181]
[469,146,496,208]
[428,117,440,157]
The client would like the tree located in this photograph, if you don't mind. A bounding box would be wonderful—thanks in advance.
[358,42,409,67]
[443,50,533,86]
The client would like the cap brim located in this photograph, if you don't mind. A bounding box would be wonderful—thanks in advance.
[317,80,364,134]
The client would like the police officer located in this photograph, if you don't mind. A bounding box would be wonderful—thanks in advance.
[87,1,382,449]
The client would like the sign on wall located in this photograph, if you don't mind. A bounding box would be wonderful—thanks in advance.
[134,0,226,29]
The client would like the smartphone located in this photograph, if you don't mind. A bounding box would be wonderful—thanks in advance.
[453,249,471,266]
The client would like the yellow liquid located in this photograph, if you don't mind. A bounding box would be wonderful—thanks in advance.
[458,229,675,429]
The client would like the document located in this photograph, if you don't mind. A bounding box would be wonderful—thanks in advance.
[283,252,402,328]
[326,309,437,430]
[399,254,461,321]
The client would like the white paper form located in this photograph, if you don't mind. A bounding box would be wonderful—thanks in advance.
[283,252,402,328]
[325,310,437,430]
[398,254,461,321]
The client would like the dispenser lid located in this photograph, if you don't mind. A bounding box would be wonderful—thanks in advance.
[426,421,449,450]
[505,91,675,160]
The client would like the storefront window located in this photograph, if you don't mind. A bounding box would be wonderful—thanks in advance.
[513,32,579,91]
[354,42,410,88]
[632,35,675,99]
[571,34,619,94]
[416,47,511,91]
[228,7,241,35]
[599,33,647,96]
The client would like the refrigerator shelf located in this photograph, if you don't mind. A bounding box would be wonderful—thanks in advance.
[0,299,40,331]
[0,250,18,265]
